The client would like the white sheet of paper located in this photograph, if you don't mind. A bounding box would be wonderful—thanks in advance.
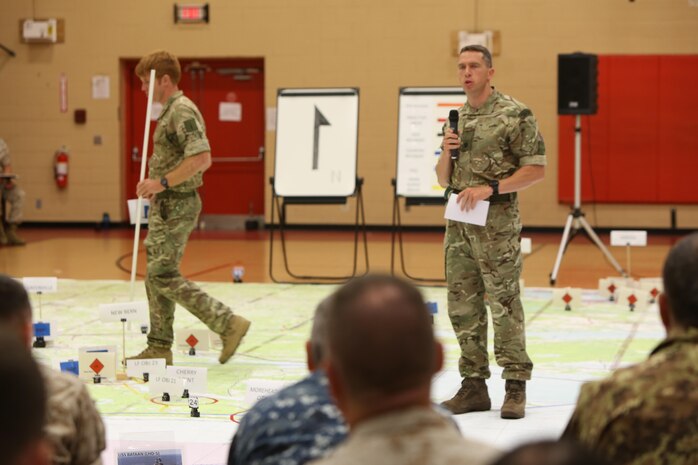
[444,193,489,226]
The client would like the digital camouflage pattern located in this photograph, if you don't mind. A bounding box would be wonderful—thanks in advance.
[562,326,698,465]
[0,138,25,224]
[229,370,348,465]
[40,364,106,465]
[144,91,234,349]
[445,89,546,381]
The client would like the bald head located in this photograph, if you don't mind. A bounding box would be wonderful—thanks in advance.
[327,275,438,401]
[662,233,698,328]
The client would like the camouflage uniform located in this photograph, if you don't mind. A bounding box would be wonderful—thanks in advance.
[0,138,26,224]
[445,89,546,381]
[39,364,106,465]
[310,406,500,465]
[229,370,348,465]
[562,326,698,464]
[145,91,234,349]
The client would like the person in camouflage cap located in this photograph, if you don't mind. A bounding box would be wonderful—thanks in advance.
[435,45,546,419]
[0,274,106,465]
[562,232,698,464]
[128,51,250,366]
[0,138,26,246]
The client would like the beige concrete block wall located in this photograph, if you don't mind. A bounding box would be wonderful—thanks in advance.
[1,0,697,227]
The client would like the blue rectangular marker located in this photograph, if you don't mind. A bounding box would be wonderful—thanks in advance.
[60,360,79,376]
[33,322,51,337]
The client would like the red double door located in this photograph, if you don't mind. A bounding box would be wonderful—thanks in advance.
[122,58,265,219]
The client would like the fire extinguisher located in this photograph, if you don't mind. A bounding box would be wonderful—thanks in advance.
[54,147,69,188]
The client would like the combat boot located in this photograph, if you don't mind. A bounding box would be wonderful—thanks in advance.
[0,223,7,245]
[6,224,25,246]
[440,378,491,414]
[127,346,173,366]
[501,380,526,419]
[219,315,251,364]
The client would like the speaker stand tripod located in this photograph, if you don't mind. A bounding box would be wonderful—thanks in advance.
[550,115,627,285]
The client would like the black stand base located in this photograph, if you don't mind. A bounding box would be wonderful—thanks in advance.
[190,407,200,418]
[182,389,189,399]
[188,347,196,356]
[33,336,46,348]
[161,392,170,402]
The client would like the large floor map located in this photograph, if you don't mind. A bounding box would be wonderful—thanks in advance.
[29,279,664,464]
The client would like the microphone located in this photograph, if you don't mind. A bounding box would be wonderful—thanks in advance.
[448,110,459,160]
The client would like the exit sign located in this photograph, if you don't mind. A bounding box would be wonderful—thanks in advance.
[174,3,209,24]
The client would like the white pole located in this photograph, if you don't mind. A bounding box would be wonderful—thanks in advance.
[129,69,156,300]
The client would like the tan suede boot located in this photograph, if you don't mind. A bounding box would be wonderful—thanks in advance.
[0,223,7,245]
[127,346,173,366]
[440,378,492,414]
[6,224,25,246]
[219,315,251,364]
[501,380,526,419]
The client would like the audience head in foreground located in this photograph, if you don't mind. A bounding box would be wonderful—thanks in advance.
[0,328,50,465]
[313,274,500,465]
[0,274,106,465]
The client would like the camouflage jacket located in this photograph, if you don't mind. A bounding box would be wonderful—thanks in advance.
[450,89,546,191]
[149,91,210,193]
[562,326,698,464]
[229,370,348,465]
[311,406,499,465]
[40,364,106,465]
[0,138,10,168]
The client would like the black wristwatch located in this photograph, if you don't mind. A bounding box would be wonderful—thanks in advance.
[160,176,170,190]
[489,180,499,196]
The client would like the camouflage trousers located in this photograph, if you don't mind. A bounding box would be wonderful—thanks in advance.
[144,191,234,349]
[444,202,532,381]
[1,182,24,223]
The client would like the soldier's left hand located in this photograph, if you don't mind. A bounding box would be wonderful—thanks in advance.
[457,185,493,212]
[136,179,164,199]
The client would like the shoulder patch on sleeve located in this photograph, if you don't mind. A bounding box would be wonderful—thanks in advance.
[519,109,532,119]
[183,118,199,133]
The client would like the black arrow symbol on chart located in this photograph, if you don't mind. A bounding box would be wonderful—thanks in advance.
[313,106,330,170]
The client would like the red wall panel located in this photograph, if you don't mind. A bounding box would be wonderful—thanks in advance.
[558,55,698,204]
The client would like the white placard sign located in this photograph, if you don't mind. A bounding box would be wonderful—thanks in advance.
[78,346,117,381]
[244,379,290,407]
[521,237,532,255]
[166,366,208,393]
[99,301,149,323]
[23,277,58,293]
[149,375,184,395]
[127,199,150,225]
[552,287,583,311]
[396,87,464,198]
[219,102,242,122]
[126,359,167,377]
[274,88,359,197]
[610,230,647,247]
[175,329,211,351]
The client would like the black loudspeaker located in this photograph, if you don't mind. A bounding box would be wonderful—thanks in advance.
[558,53,598,115]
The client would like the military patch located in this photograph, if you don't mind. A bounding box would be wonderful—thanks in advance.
[518,109,532,119]
[183,118,199,133]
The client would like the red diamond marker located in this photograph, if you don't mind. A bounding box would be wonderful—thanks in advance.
[562,293,573,304]
[186,334,199,348]
[608,283,617,294]
[90,359,104,375]
[650,288,659,298]
[628,294,638,305]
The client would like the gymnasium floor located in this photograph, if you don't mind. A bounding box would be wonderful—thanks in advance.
[0,226,679,465]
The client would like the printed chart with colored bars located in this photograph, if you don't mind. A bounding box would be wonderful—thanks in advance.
[28,279,664,465]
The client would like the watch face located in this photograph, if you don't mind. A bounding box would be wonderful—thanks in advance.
[160,177,168,188]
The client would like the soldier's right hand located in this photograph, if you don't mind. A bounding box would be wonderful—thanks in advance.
[442,128,460,154]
